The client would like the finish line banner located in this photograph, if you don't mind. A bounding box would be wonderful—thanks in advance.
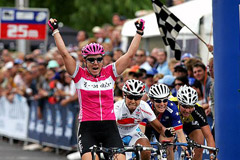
[0,8,49,40]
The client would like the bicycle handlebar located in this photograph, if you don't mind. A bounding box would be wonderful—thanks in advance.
[90,144,157,160]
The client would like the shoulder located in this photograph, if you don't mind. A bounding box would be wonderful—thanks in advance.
[140,100,151,108]
[114,99,124,108]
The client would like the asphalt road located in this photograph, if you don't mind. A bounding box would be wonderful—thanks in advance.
[0,139,68,160]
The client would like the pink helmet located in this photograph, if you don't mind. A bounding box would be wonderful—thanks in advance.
[82,43,105,57]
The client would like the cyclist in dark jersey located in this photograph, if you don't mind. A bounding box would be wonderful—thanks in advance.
[144,84,188,160]
[177,85,216,160]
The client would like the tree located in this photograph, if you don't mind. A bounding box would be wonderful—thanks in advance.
[0,0,154,33]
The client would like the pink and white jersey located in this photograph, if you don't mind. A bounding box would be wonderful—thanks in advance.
[114,100,156,135]
[72,63,118,122]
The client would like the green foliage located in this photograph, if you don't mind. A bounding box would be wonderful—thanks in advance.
[70,0,152,32]
[0,0,158,33]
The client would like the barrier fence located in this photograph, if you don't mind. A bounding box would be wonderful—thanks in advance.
[0,95,78,149]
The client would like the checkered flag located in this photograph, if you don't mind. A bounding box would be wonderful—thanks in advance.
[151,0,185,60]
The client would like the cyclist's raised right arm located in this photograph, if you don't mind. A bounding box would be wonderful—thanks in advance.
[48,18,76,76]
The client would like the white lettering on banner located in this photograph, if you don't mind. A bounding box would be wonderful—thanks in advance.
[7,24,39,39]
[45,108,54,135]
[28,105,36,131]
[36,119,44,133]
[0,95,29,139]
[16,11,34,20]
[55,110,63,137]
[64,109,73,138]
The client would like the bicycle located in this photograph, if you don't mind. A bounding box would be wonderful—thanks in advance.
[90,143,157,160]
[150,139,219,160]
[150,140,192,160]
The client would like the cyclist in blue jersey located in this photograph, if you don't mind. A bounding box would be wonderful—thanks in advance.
[144,84,188,160]
[177,85,216,160]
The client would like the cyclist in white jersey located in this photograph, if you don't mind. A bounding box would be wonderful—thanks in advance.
[114,79,175,160]
[48,18,146,160]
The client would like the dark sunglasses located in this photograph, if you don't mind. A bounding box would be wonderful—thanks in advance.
[154,99,168,103]
[86,57,103,64]
[181,104,194,109]
[126,94,142,100]
[175,83,183,86]
[135,54,145,57]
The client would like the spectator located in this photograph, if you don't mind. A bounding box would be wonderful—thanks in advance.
[173,62,188,78]
[184,58,201,85]
[145,68,158,92]
[191,79,209,111]
[135,49,152,72]
[92,26,103,43]
[113,48,124,62]
[180,52,193,63]
[158,75,175,91]
[168,58,179,74]
[146,55,157,68]
[172,76,189,97]
[155,49,172,75]
[76,30,89,49]
[193,62,212,104]
[208,57,215,137]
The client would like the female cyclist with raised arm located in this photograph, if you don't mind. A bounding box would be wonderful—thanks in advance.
[48,18,145,160]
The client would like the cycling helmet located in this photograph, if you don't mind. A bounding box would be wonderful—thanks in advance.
[177,85,198,106]
[82,43,105,57]
[122,79,146,96]
[148,83,170,99]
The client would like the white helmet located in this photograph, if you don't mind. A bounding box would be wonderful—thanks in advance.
[177,85,198,106]
[122,79,146,96]
[148,83,170,99]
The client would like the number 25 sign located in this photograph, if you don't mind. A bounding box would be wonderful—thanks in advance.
[0,8,49,40]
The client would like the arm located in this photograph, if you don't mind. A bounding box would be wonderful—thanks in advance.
[150,119,166,136]
[176,129,187,143]
[48,18,76,75]
[176,129,188,151]
[201,125,216,153]
[115,19,145,75]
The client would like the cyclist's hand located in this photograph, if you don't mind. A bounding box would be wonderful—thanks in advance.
[184,149,191,159]
[135,19,145,35]
[164,127,175,137]
[210,153,217,160]
[48,18,58,32]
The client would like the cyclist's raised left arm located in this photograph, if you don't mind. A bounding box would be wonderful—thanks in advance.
[115,19,145,75]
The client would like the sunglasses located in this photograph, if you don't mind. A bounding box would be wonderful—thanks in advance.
[154,99,168,103]
[175,83,183,86]
[86,57,103,64]
[135,54,145,57]
[126,94,142,100]
[181,104,194,109]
